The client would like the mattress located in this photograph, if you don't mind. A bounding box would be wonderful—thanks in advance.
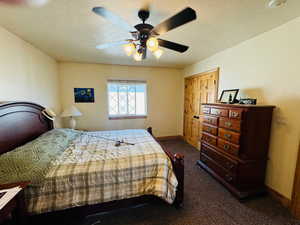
[23,129,178,214]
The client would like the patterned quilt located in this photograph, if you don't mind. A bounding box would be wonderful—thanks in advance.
[24,129,178,215]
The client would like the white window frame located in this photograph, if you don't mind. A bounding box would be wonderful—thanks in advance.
[107,80,148,119]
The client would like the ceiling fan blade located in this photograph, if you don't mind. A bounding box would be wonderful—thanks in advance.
[151,7,196,36]
[158,39,189,53]
[92,7,134,32]
[96,40,130,50]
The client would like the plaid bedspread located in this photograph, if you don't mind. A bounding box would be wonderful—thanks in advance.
[24,129,178,215]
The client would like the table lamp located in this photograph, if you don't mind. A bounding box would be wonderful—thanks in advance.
[61,105,82,129]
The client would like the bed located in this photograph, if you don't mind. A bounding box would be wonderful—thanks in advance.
[0,102,184,218]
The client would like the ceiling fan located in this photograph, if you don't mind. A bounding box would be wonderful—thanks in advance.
[92,6,197,61]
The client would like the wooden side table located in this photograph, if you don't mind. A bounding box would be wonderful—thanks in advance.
[0,182,30,225]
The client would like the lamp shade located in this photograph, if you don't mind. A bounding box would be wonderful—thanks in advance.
[61,105,82,117]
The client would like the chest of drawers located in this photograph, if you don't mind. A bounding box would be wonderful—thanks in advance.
[197,103,275,199]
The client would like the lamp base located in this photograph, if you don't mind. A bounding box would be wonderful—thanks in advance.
[69,117,76,129]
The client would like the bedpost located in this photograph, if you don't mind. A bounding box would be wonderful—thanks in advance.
[147,126,184,208]
[174,153,184,208]
[147,127,153,136]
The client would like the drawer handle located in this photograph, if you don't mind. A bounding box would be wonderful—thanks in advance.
[204,137,214,144]
[225,121,232,127]
[226,162,234,169]
[203,109,209,113]
[231,112,239,118]
[224,133,232,140]
[224,144,230,150]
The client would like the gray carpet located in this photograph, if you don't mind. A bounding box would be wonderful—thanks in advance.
[30,139,300,225]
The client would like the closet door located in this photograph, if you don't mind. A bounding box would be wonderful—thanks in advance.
[184,76,201,148]
[184,69,219,149]
[184,78,194,146]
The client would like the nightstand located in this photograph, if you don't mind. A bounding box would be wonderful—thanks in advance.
[0,182,30,225]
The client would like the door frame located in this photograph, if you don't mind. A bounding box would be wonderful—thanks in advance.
[183,67,220,142]
[291,143,300,219]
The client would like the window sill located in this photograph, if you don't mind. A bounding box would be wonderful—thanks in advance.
[109,116,147,120]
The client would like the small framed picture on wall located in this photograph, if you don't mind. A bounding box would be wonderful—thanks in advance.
[74,88,95,103]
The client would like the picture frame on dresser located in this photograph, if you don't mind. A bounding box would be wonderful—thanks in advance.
[219,89,239,104]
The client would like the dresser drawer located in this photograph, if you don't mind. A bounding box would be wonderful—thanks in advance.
[218,128,240,144]
[202,124,218,136]
[201,144,237,173]
[229,109,243,120]
[203,115,218,126]
[219,118,241,132]
[200,154,236,184]
[217,139,239,156]
[202,106,211,114]
[201,133,217,146]
[210,108,228,117]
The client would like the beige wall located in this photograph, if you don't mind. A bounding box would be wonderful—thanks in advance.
[0,26,61,127]
[184,16,300,199]
[59,62,183,137]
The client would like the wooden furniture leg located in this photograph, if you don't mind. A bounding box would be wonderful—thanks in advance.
[147,127,184,208]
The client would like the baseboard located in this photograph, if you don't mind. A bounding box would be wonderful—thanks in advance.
[267,186,291,208]
[156,135,183,141]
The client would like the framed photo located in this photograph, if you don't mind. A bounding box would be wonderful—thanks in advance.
[74,88,95,103]
[239,98,257,105]
[219,89,239,104]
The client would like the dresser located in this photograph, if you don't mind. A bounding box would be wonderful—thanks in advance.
[197,103,275,199]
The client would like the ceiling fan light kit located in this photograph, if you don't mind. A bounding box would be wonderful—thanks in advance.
[93,6,197,61]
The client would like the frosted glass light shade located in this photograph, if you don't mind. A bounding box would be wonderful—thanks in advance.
[61,105,82,117]
[123,43,135,56]
[133,51,142,61]
[153,48,163,59]
[146,37,159,52]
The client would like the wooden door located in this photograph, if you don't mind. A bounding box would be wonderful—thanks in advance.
[183,68,219,149]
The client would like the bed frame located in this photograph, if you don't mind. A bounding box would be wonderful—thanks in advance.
[0,102,184,219]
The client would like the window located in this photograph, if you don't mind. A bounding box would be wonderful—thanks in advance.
[107,80,147,119]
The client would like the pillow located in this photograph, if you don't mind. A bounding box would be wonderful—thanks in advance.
[0,128,80,185]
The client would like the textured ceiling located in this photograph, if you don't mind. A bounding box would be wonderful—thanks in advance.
[0,0,299,68]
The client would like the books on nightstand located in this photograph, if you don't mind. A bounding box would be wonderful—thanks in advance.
[0,186,22,210]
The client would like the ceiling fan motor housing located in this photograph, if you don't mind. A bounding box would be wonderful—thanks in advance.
[134,23,154,47]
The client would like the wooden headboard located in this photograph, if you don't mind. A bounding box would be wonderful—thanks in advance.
[0,102,54,155]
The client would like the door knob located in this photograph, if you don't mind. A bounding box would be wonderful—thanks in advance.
[193,115,200,119]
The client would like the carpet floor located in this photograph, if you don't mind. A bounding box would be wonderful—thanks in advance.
[30,140,300,225]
